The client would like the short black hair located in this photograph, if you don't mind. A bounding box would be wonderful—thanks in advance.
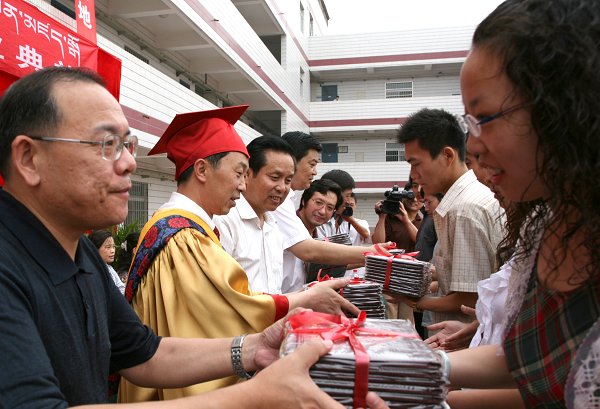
[320,169,355,191]
[397,108,466,162]
[247,136,296,175]
[299,179,343,210]
[177,152,229,185]
[0,67,105,179]
[281,131,322,162]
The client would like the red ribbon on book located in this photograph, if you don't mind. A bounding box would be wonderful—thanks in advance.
[287,311,419,408]
[364,246,420,290]
[340,276,368,297]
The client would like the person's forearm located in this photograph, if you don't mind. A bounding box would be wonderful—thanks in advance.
[347,217,370,239]
[401,218,418,242]
[417,291,478,313]
[120,335,259,388]
[447,388,525,409]
[291,239,368,265]
[448,345,516,389]
[371,216,386,244]
[73,378,269,409]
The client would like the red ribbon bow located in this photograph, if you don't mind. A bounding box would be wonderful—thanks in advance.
[306,269,333,288]
[287,311,418,408]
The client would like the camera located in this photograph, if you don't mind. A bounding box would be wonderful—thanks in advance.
[379,185,415,215]
[341,205,353,217]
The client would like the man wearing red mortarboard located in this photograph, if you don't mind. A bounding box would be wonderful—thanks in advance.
[118,106,357,402]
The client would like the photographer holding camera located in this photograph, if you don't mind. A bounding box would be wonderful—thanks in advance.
[372,182,422,250]
[316,170,370,245]
[372,182,423,321]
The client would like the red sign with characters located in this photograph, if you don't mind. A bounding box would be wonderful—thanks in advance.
[0,0,122,185]
[76,0,96,44]
[0,0,98,79]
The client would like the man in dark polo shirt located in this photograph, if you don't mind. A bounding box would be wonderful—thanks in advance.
[0,67,386,408]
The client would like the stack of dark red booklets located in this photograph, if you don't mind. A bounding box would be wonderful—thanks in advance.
[281,316,450,409]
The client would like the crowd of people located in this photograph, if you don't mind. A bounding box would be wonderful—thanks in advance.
[0,0,598,407]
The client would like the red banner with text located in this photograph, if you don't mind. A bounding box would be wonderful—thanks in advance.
[75,0,96,44]
[0,0,98,79]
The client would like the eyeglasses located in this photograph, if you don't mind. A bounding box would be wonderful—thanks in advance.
[310,198,336,213]
[457,102,529,137]
[28,134,138,161]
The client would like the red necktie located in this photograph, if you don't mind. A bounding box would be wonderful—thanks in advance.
[213,226,220,240]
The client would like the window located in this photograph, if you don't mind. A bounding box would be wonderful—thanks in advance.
[125,181,148,225]
[385,81,413,99]
[385,143,405,162]
[309,14,314,36]
[338,145,348,153]
[300,3,305,33]
[300,67,305,98]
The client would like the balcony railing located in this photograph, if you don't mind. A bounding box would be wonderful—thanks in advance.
[315,161,411,193]
[309,95,463,130]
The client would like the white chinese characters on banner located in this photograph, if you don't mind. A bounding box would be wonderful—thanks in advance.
[3,1,19,35]
[77,0,92,30]
[0,0,94,76]
[16,44,42,69]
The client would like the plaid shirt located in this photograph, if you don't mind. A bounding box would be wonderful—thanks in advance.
[431,170,504,324]
[504,266,600,407]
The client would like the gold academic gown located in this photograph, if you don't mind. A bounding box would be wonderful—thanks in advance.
[119,209,288,402]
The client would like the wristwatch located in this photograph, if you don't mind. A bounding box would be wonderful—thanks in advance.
[231,334,253,379]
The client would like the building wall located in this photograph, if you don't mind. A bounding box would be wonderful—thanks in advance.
[308,27,473,59]
[311,75,460,101]
[309,95,463,125]
[95,20,263,148]
[316,135,397,162]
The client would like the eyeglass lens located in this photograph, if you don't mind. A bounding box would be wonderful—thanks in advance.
[102,134,138,160]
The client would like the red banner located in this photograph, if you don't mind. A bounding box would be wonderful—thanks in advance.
[75,0,96,44]
[0,0,98,79]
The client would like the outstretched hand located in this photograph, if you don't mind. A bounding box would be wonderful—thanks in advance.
[305,279,361,316]
[424,320,469,350]
[425,312,479,352]
[250,308,296,370]
[250,339,345,409]
[370,241,396,256]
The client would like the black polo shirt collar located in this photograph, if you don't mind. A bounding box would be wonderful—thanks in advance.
[0,189,92,285]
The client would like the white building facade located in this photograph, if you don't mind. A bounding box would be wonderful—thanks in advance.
[29,0,472,229]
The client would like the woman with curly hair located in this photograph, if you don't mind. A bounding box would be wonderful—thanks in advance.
[442,0,600,407]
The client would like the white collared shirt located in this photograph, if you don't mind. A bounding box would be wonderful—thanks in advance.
[316,217,369,246]
[158,191,215,230]
[273,190,312,293]
[215,195,283,294]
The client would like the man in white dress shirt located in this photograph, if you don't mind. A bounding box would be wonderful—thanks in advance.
[215,136,295,293]
[273,132,393,292]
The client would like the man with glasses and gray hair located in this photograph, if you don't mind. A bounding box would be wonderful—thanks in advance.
[0,67,379,408]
